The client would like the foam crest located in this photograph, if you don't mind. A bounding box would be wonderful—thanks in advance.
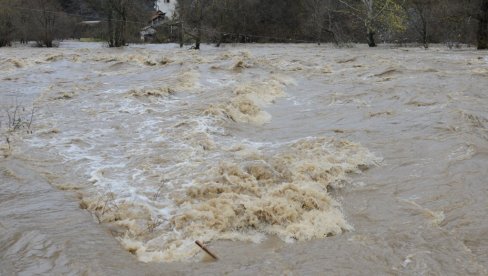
[109,137,378,262]
[204,78,290,125]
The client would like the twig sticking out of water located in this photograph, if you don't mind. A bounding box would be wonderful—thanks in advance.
[195,240,218,260]
[4,100,35,133]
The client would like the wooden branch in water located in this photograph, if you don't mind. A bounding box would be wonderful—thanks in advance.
[195,240,218,260]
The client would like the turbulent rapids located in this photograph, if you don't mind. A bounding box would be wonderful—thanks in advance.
[1,43,487,275]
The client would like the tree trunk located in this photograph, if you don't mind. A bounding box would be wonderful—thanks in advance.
[179,21,184,48]
[365,0,376,47]
[108,11,114,47]
[324,29,338,45]
[0,14,14,47]
[195,27,201,49]
[193,0,203,50]
[422,20,428,49]
[317,28,322,45]
[479,18,488,50]
[216,33,224,47]
[367,28,376,47]
[43,14,54,48]
[120,6,127,46]
[478,0,488,50]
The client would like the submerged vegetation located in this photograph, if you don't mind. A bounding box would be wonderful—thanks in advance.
[0,100,35,158]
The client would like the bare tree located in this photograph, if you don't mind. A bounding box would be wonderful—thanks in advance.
[103,0,129,47]
[16,6,30,44]
[30,0,64,47]
[303,0,341,45]
[437,0,488,50]
[339,0,404,47]
[403,0,438,48]
[0,0,16,47]
[88,0,152,47]
[191,0,204,49]
[177,0,207,49]
[476,0,488,49]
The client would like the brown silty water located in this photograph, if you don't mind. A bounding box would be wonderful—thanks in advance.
[0,42,487,275]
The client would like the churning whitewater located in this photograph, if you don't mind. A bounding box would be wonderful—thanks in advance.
[1,42,487,275]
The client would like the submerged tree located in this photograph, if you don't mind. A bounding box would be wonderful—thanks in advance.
[476,0,488,49]
[102,0,130,47]
[88,0,153,47]
[403,0,439,48]
[303,0,340,44]
[0,0,76,47]
[30,0,65,47]
[0,0,16,47]
[190,0,204,49]
[177,0,209,49]
[338,0,406,46]
[434,0,487,49]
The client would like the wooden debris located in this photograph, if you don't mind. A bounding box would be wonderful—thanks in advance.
[195,240,219,260]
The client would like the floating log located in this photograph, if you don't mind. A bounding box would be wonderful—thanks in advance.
[195,240,218,260]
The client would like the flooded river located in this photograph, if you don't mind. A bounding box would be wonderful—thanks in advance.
[1,42,487,275]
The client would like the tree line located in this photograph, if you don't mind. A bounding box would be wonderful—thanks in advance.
[1,0,487,49]
[0,0,155,47]
[178,0,488,49]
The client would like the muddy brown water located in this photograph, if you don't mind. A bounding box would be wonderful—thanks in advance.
[1,42,487,275]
